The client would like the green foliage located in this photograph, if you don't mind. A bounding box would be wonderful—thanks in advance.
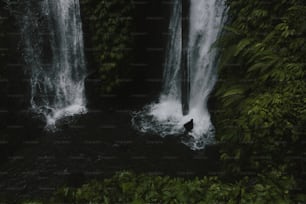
[47,171,299,204]
[214,0,306,177]
[82,0,134,93]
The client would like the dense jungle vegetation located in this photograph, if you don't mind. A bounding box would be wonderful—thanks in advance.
[21,171,297,203]
[214,0,306,184]
[1,0,305,203]
[82,0,134,93]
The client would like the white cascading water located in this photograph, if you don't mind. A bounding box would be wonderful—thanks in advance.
[132,0,226,150]
[10,0,87,129]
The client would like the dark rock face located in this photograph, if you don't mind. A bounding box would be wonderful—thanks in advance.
[184,119,193,132]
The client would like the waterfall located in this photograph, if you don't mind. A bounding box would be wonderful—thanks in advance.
[132,0,226,150]
[9,0,87,129]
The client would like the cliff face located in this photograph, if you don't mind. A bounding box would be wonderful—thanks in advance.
[81,0,170,102]
[0,3,17,79]
[0,2,34,164]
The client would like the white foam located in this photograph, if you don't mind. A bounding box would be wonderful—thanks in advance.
[18,0,87,129]
[45,104,87,129]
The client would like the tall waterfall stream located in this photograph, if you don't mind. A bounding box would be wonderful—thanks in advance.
[132,0,226,150]
[8,0,87,129]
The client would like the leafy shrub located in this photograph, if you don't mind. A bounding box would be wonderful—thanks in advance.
[214,0,306,177]
[82,0,134,93]
[48,171,300,204]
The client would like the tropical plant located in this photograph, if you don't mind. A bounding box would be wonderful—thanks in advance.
[49,171,299,204]
[82,0,134,93]
[214,0,306,181]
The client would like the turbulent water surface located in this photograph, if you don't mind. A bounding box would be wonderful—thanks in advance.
[132,0,226,150]
[9,0,87,129]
